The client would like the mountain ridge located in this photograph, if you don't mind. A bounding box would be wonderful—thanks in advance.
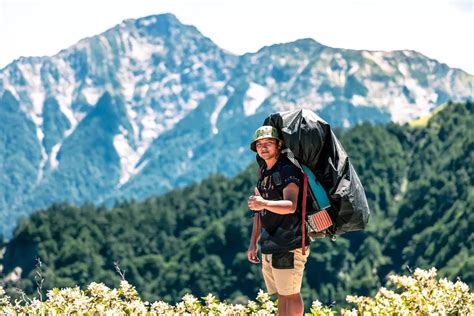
[0,13,472,238]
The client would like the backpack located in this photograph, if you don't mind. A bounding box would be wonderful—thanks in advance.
[257,109,370,252]
[257,158,334,242]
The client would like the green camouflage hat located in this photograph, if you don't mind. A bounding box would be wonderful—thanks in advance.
[250,125,280,152]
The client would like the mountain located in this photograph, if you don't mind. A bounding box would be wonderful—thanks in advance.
[0,13,472,238]
[2,101,472,307]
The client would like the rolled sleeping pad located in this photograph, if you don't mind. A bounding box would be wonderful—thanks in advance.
[302,165,330,210]
[302,165,333,234]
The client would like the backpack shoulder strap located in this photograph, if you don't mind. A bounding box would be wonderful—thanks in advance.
[254,166,265,223]
[258,166,264,181]
[301,172,308,255]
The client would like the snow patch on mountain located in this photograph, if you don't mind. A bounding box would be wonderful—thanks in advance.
[391,78,436,122]
[362,51,395,73]
[129,35,157,63]
[118,58,138,102]
[140,106,165,144]
[326,63,346,87]
[53,58,78,129]
[348,62,360,75]
[82,85,103,106]
[15,62,51,183]
[125,104,140,143]
[114,126,142,186]
[210,95,228,134]
[138,15,158,27]
[209,81,226,94]
[244,83,269,116]
[293,90,321,112]
[0,72,17,100]
[390,96,424,123]
[287,58,311,90]
[398,63,410,77]
[343,118,350,128]
[183,91,203,110]
[18,63,44,115]
[351,95,368,106]
[36,127,48,183]
[50,143,62,169]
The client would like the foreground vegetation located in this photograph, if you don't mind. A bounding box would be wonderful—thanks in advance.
[0,268,471,315]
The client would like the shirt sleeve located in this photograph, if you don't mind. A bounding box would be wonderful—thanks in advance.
[280,163,302,188]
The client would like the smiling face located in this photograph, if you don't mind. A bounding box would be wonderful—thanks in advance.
[255,138,280,160]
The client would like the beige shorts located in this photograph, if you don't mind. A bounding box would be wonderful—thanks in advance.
[261,247,310,296]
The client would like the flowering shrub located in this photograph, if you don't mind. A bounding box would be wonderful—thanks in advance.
[340,268,473,315]
[0,268,471,315]
[0,282,276,316]
[308,268,473,316]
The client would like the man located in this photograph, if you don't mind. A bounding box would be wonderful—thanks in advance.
[247,125,310,316]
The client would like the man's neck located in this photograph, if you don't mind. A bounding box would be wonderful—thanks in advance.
[264,155,279,170]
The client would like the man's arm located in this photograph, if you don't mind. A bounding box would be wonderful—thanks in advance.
[248,182,299,215]
[248,188,261,264]
[249,213,261,245]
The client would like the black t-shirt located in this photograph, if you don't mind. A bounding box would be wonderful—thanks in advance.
[257,156,309,254]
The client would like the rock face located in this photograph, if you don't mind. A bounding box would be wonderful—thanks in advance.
[0,13,472,238]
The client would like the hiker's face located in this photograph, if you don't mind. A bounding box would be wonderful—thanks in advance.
[255,138,280,159]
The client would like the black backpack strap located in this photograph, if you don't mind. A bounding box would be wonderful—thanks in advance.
[253,167,265,222]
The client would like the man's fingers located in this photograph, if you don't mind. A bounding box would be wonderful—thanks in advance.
[247,251,254,261]
[250,256,260,264]
[248,252,260,264]
[254,187,260,196]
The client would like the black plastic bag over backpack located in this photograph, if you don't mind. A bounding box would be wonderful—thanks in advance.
[260,109,370,234]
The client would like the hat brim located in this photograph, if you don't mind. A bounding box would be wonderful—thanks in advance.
[250,136,279,152]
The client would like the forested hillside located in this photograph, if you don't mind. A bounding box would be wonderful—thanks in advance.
[2,101,472,307]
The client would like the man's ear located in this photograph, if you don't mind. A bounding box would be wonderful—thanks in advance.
[278,140,283,149]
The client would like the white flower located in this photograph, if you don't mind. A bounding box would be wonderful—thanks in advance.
[120,280,138,300]
[256,309,273,316]
[232,303,246,312]
[217,302,228,314]
[175,301,186,313]
[262,300,276,312]
[151,301,173,314]
[104,308,122,315]
[87,282,110,297]
[256,289,270,303]
[126,300,147,313]
[311,300,323,310]
[414,267,437,280]
[455,280,469,293]
[341,308,358,316]
[182,293,198,306]
[247,300,258,311]
[204,293,217,305]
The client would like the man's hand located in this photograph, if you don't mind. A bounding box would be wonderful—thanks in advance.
[247,243,260,264]
[248,187,267,211]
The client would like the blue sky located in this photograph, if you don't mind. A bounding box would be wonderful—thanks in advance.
[0,0,473,74]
